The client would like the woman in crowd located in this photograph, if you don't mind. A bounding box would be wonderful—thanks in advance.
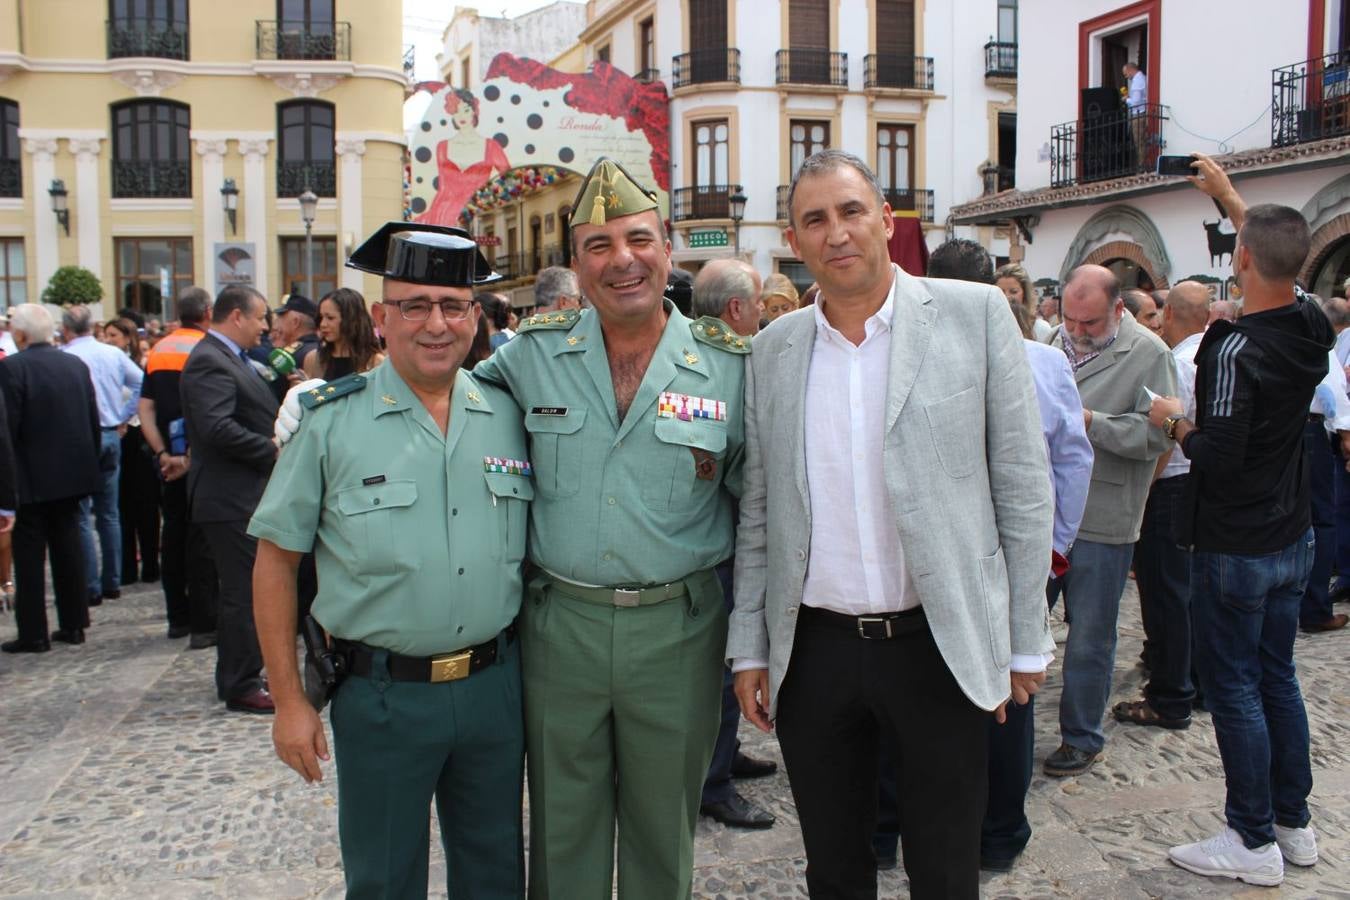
[103,317,160,584]
[303,288,385,380]
[760,273,800,325]
[995,263,1053,342]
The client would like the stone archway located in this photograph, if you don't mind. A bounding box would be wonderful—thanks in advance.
[1082,240,1170,290]
[1059,205,1172,288]
[1301,212,1350,287]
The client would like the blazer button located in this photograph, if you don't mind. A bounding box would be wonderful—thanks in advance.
[796,549,806,561]
[788,606,798,617]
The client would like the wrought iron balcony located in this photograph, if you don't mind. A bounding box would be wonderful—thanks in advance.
[256,20,351,61]
[863,54,934,91]
[1272,51,1350,147]
[107,17,189,60]
[984,41,1017,79]
[0,159,20,198]
[1050,104,1169,188]
[671,49,740,88]
[277,162,336,198]
[777,185,791,222]
[883,187,934,222]
[112,160,191,198]
[776,49,848,87]
[672,184,743,222]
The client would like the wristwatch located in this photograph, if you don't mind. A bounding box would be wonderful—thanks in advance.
[1162,414,1185,441]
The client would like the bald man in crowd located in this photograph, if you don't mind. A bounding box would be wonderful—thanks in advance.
[693,259,763,339]
[1208,299,1239,325]
[1114,281,1209,730]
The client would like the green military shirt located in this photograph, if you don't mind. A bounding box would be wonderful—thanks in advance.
[472,301,746,586]
[247,361,531,656]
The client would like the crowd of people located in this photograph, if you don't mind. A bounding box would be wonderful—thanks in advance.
[0,146,1343,899]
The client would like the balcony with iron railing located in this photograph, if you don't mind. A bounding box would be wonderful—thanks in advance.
[635,68,662,84]
[672,49,741,88]
[277,161,336,198]
[256,20,351,61]
[776,49,848,87]
[0,159,20,198]
[984,41,1017,79]
[863,55,934,91]
[1051,104,1169,188]
[112,160,191,198]
[672,184,743,222]
[1272,51,1350,147]
[883,187,934,222]
[107,17,189,59]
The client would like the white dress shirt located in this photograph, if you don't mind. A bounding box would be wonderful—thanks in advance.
[62,334,142,428]
[800,285,918,616]
[1127,70,1147,111]
[1160,331,1202,479]
[1311,348,1350,433]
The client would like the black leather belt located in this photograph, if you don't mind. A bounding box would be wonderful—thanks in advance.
[337,625,515,683]
[799,604,926,640]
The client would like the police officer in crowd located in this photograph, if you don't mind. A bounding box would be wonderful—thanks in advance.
[472,158,749,899]
[251,223,529,898]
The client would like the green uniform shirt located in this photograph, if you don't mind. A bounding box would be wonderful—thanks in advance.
[247,361,531,656]
[473,301,745,586]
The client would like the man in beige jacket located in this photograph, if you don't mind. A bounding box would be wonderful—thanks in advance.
[1044,264,1175,777]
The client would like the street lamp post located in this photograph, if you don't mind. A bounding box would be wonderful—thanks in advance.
[221,178,240,235]
[298,188,318,299]
[728,188,747,257]
[49,179,70,236]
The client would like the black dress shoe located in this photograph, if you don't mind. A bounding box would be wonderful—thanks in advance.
[225,689,275,715]
[103,589,121,600]
[980,853,1018,873]
[88,594,103,607]
[188,631,217,650]
[699,791,775,829]
[730,750,778,779]
[167,624,192,639]
[52,628,85,645]
[1,637,51,653]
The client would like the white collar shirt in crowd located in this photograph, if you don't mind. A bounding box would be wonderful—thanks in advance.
[1311,348,1350,433]
[62,334,142,428]
[802,282,920,616]
[1334,328,1350,368]
[1160,331,1202,479]
[1127,70,1147,110]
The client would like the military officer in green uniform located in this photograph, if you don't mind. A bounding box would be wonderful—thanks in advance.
[250,223,530,900]
[472,158,749,899]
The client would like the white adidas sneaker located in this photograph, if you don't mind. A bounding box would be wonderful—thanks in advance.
[1274,823,1318,866]
[1168,827,1284,886]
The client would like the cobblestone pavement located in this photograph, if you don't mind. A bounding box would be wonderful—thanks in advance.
[1,577,1348,898]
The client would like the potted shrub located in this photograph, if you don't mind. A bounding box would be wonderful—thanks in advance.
[42,265,103,308]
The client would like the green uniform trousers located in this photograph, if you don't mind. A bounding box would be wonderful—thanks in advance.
[330,639,525,900]
[522,569,728,900]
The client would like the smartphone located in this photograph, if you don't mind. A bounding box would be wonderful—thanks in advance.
[1156,155,1196,177]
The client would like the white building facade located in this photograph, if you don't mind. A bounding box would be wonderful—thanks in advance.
[953,0,1350,299]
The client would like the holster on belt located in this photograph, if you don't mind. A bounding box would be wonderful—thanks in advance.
[301,615,347,712]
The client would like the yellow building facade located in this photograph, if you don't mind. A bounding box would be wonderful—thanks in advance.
[0,0,407,319]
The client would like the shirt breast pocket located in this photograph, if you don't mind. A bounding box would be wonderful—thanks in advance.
[524,408,587,498]
[336,479,419,576]
[643,418,728,513]
[484,471,534,563]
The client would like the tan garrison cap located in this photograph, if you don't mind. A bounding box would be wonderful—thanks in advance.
[571,157,659,227]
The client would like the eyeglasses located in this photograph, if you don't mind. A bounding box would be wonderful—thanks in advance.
[383,299,476,322]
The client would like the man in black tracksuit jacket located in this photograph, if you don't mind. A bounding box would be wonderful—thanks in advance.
[1149,169,1332,887]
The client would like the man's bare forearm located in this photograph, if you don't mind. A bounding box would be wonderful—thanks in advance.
[253,540,307,707]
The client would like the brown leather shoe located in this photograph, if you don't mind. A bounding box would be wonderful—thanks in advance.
[225,689,275,715]
[1301,613,1349,633]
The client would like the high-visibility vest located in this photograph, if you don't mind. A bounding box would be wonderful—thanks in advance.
[145,327,207,375]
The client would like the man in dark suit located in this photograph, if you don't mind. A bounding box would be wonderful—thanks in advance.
[0,304,102,652]
[180,285,278,712]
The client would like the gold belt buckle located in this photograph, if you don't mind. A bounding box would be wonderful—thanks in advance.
[429,651,472,682]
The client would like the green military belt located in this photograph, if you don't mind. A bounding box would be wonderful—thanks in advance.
[543,571,690,608]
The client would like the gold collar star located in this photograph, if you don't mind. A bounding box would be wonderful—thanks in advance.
[381,394,397,406]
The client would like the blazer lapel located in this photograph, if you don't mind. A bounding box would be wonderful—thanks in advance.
[207,334,275,409]
[884,270,936,434]
[779,312,816,516]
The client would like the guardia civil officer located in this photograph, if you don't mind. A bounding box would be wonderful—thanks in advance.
[250,223,529,899]
[472,159,749,899]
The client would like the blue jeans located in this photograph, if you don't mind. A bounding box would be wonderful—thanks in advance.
[1191,530,1314,849]
[78,429,122,597]
[1133,475,1194,720]
[1058,539,1134,754]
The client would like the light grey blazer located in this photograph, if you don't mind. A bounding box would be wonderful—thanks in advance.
[728,266,1056,715]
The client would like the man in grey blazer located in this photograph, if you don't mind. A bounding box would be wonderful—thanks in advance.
[728,150,1055,899]
[1044,266,1175,778]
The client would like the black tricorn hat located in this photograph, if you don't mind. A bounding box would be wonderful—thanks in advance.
[346,222,501,286]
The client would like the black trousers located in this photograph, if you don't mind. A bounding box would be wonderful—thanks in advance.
[118,426,160,581]
[1134,474,1195,719]
[199,521,264,701]
[13,498,88,642]
[160,479,218,634]
[776,606,987,900]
